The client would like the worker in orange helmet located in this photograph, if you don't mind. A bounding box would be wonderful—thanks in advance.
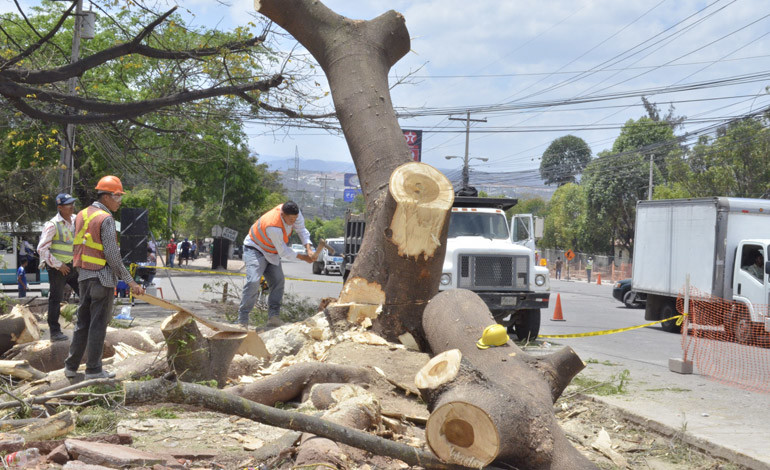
[64,176,145,380]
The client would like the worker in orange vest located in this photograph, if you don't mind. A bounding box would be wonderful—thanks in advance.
[238,201,314,329]
[64,176,145,380]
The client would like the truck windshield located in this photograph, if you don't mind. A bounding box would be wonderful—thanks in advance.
[328,241,345,254]
[448,212,509,239]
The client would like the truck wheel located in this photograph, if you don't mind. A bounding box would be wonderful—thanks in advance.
[730,305,755,344]
[312,262,322,275]
[512,309,541,341]
[660,303,682,333]
[623,290,639,308]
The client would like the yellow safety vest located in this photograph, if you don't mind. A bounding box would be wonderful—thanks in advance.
[50,219,74,264]
[73,206,110,270]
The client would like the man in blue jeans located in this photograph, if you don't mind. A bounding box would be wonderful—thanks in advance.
[238,202,314,329]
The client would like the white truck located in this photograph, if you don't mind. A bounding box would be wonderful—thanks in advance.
[632,197,770,342]
[311,237,345,275]
[342,196,551,340]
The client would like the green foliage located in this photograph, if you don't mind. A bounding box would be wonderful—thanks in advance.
[146,407,180,419]
[540,183,585,250]
[539,135,592,186]
[572,369,631,396]
[74,408,120,434]
[508,197,547,217]
[304,216,344,244]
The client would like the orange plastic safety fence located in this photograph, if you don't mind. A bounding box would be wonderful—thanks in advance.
[676,287,770,393]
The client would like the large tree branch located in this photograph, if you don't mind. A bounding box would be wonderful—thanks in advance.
[0,74,283,124]
[0,1,76,70]
[2,6,266,85]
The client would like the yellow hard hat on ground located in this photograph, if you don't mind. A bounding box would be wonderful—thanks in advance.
[476,324,510,349]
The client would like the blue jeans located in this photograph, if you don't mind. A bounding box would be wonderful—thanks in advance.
[237,247,284,325]
[167,253,175,267]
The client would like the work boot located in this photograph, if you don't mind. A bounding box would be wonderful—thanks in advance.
[64,368,78,378]
[265,316,284,328]
[50,331,68,342]
[85,370,116,380]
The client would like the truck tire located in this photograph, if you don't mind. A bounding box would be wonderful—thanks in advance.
[312,261,322,275]
[510,309,541,341]
[660,303,682,333]
[729,304,755,344]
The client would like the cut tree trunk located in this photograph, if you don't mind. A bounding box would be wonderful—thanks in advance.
[420,289,594,469]
[125,375,482,470]
[14,409,76,441]
[160,311,245,387]
[0,304,40,355]
[0,359,46,381]
[255,0,453,350]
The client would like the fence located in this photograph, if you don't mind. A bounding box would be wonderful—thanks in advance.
[677,286,770,393]
[540,248,632,282]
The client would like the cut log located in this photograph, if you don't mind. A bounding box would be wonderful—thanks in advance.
[0,359,46,381]
[0,304,40,355]
[334,162,454,349]
[161,311,245,387]
[421,289,595,469]
[124,375,475,470]
[14,409,76,441]
[225,362,380,405]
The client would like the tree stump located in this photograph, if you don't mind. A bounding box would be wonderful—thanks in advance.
[161,311,245,387]
[420,289,594,469]
[0,304,40,355]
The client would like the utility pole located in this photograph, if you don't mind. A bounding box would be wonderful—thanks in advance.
[167,180,173,237]
[648,154,654,201]
[293,146,300,197]
[448,111,487,189]
[58,0,84,193]
[318,176,334,219]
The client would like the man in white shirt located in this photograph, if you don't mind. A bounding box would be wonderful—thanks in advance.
[37,193,80,341]
[238,201,314,329]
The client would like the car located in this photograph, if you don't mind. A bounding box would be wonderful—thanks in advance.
[291,244,306,254]
[612,278,646,308]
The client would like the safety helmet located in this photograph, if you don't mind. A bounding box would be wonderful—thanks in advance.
[95,175,125,195]
[476,324,510,349]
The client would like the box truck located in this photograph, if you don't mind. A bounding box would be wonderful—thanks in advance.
[632,198,770,342]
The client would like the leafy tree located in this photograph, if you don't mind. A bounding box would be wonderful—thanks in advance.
[539,135,592,186]
[540,183,584,250]
[508,197,547,217]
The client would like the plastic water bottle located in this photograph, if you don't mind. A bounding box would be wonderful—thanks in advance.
[3,447,41,467]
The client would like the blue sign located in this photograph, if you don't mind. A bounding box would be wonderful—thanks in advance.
[343,188,362,202]
[344,173,359,187]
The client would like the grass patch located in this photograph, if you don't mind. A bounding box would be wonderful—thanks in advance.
[572,369,630,396]
[74,407,120,434]
[584,358,619,366]
[646,387,691,393]
[146,406,179,419]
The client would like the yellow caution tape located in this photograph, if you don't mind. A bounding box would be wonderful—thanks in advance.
[539,314,684,338]
[130,264,343,284]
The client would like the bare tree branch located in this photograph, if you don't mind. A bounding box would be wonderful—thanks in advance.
[0,1,77,71]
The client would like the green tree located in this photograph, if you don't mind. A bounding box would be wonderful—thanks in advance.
[507,197,547,217]
[540,183,584,250]
[539,135,592,186]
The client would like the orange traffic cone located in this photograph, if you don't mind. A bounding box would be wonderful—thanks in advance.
[597,273,602,285]
[551,293,566,321]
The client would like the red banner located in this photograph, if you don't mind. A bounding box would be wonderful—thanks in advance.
[403,129,423,162]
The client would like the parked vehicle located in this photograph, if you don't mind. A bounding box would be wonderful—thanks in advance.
[291,244,306,254]
[632,197,770,340]
[341,192,550,340]
[312,238,345,275]
[612,278,646,308]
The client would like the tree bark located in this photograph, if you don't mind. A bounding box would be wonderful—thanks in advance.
[0,305,40,355]
[0,360,46,381]
[124,375,481,470]
[421,289,595,469]
[160,311,245,387]
[255,0,453,349]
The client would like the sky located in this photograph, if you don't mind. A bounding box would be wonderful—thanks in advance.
[5,0,770,180]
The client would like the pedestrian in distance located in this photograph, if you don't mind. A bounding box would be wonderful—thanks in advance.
[16,258,28,298]
[37,193,81,342]
[166,239,176,267]
[238,201,314,329]
[191,240,197,260]
[64,175,145,380]
[586,256,594,283]
[180,238,191,266]
[555,256,563,280]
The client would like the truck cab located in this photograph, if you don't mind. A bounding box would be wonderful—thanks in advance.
[312,237,345,275]
[438,197,550,340]
[732,240,770,342]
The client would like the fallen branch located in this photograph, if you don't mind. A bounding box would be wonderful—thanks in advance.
[0,378,119,410]
[124,374,500,470]
[0,359,46,381]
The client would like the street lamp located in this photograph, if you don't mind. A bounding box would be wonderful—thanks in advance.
[445,155,488,189]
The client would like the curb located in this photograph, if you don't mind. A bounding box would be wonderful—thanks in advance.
[582,394,770,470]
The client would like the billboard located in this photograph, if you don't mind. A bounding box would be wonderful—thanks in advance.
[344,173,360,187]
[403,129,423,162]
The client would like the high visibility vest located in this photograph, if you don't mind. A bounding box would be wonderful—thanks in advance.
[73,206,111,270]
[49,218,74,264]
[248,205,291,254]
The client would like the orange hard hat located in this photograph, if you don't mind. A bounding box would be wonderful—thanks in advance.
[95,175,125,195]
